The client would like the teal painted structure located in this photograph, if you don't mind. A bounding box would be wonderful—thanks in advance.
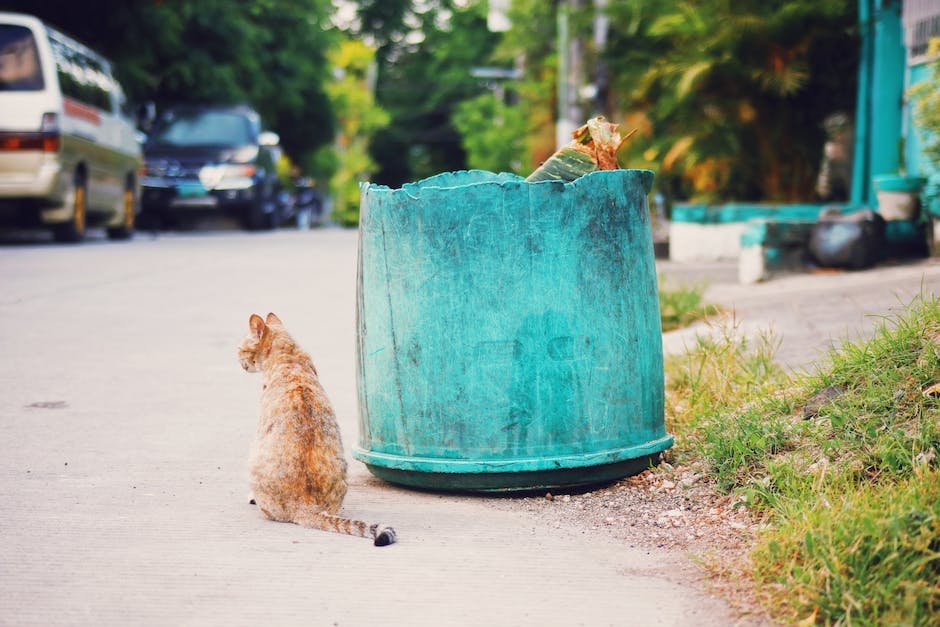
[669,1,934,264]
[853,0,906,207]
[854,0,939,218]
[353,169,672,491]
[671,203,851,224]
[671,200,926,252]
[872,173,927,192]
[740,220,816,248]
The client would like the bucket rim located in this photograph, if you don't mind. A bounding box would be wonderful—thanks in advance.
[352,434,674,474]
[360,168,655,197]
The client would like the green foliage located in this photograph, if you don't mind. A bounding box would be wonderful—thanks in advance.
[498,0,562,171]
[911,38,940,167]
[658,279,720,332]
[361,1,501,187]
[666,295,940,622]
[322,40,390,226]
[10,0,337,168]
[452,93,526,173]
[604,0,858,202]
[664,321,785,460]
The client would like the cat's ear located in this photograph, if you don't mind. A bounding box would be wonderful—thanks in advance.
[265,312,282,326]
[249,314,266,339]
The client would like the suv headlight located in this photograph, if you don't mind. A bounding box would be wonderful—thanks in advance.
[231,146,259,163]
[199,164,257,190]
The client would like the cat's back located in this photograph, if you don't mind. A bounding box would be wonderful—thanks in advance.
[250,332,347,508]
[259,341,342,448]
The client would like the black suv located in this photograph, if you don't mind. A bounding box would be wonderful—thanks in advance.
[140,104,281,229]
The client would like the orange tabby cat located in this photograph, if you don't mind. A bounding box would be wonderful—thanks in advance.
[238,312,396,546]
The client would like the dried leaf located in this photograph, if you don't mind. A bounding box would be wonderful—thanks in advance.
[922,382,940,398]
[526,116,637,182]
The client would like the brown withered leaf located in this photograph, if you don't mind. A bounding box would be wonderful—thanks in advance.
[922,382,940,398]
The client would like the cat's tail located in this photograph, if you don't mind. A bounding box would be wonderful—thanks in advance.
[294,509,397,546]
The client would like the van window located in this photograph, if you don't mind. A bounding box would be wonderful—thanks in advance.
[48,36,112,111]
[0,25,44,90]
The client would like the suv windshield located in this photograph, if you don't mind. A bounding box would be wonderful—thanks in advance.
[149,111,254,147]
[0,25,44,91]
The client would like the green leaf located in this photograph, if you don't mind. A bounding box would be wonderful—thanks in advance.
[677,61,712,98]
[525,148,597,182]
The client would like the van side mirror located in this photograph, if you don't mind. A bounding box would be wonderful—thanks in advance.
[259,131,280,147]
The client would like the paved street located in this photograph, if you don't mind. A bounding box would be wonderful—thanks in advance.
[1,227,937,626]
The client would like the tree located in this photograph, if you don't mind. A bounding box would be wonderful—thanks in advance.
[7,0,337,168]
[603,0,859,202]
[452,92,526,173]
[321,39,389,225]
[498,0,564,172]
[350,0,501,187]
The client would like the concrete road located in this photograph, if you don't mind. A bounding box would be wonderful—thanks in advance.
[0,228,744,627]
[1,227,936,626]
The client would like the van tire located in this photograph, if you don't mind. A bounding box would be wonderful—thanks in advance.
[107,186,136,240]
[53,175,88,243]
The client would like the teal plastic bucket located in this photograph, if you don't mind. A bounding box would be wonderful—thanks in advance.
[353,169,672,491]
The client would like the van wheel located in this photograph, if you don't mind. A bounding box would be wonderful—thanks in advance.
[53,176,88,243]
[107,188,136,240]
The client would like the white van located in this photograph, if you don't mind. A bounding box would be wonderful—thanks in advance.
[0,12,142,242]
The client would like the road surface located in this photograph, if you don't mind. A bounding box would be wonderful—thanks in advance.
[2,226,936,625]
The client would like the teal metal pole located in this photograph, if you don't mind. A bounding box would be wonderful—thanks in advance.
[869,0,905,190]
[851,0,872,206]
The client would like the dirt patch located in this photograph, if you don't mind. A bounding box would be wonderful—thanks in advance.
[491,461,770,621]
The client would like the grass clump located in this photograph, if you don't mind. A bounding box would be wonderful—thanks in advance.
[664,318,788,469]
[755,468,940,625]
[658,277,720,332]
[665,295,940,624]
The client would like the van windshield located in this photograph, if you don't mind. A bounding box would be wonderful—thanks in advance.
[148,111,255,147]
[0,25,44,90]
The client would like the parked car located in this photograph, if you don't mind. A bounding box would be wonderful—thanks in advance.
[140,104,281,230]
[0,12,142,242]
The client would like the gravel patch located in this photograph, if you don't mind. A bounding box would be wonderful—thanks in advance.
[490,461,769,620]
[498,462,758,550]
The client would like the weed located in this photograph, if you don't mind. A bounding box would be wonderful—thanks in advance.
[665,293,940,623]
[658,277,721,332]
[754,467,940,625]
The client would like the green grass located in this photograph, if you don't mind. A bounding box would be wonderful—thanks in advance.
[658,277,721,332]
[665,295,940,624]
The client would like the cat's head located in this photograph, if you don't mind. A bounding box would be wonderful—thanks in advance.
[238,312,283,372]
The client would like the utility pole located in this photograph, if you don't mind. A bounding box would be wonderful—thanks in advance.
[593,0,610,117]
[556,0,573,149]
[556,0,584,148]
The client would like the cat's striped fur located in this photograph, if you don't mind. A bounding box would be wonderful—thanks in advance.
[238,313,396,546]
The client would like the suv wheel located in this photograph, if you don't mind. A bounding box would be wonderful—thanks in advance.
[243,195,278,231]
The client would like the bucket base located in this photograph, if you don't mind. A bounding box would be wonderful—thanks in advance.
[363,453,664,493]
